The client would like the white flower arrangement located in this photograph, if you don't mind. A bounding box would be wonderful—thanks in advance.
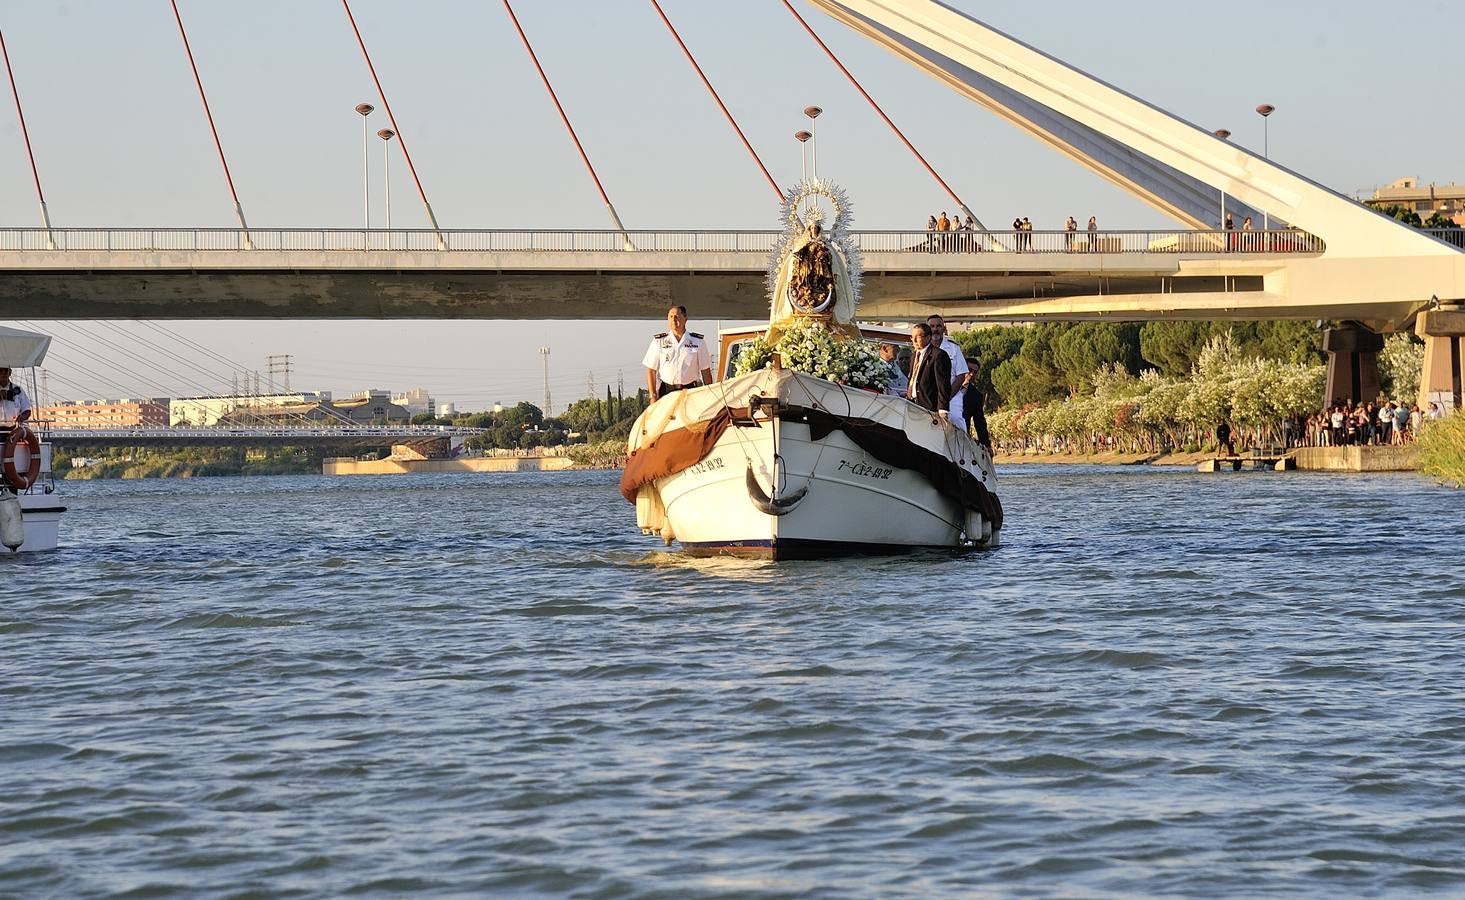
[732,317,892,391]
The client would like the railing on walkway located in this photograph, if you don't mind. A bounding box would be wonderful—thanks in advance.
[1425,227,1465,249]
[0,227,1330,255]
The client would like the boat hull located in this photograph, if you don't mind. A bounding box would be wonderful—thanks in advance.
[629,371,1000,558]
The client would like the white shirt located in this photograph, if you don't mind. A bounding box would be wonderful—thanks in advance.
[939,337,969,383]
[642,330,712,387]
[0,382,31,426]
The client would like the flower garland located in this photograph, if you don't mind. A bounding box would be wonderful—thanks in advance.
[732,317,892,391]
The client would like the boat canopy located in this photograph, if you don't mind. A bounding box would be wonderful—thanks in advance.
[0,325,51,368]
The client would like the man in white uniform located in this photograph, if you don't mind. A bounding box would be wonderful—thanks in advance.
[643,305,713,402]
[926,316,969,430]
[0,367,33,432]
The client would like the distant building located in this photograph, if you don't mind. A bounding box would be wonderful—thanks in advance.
[437,402,457,417]
[170,392,330,426]
[39,398,169,429]
[1368,177,1465,225]
[216,396,410,426]
[391,388,435,417]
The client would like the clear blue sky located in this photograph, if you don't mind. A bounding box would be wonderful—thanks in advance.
[4,0,1460,410]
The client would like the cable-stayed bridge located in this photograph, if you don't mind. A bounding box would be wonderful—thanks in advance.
[2,0,1463,407]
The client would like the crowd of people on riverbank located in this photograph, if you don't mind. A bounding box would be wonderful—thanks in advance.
[1286,400,1446,448]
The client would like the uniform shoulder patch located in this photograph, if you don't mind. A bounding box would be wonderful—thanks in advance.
[689,332,704,339]
[653,332,668,339]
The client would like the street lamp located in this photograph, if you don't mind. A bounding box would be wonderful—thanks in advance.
[355,102,374,237]
[794,130,812,183]
[377,128,395,233]
[1214,129,1231,230]
[1256,104,1275,232]
[803,105,822,180]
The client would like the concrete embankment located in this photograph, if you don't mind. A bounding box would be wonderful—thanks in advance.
[994,451,1211,467]
[1292,446,1419,472]
[995,447,1420,472]
[324,456,576,476]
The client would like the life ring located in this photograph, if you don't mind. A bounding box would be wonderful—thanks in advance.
[3,425,41,491]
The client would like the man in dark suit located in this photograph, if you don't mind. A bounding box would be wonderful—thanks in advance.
[906,322,951,417]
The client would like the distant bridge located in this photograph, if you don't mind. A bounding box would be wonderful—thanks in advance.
[41,424,485,451]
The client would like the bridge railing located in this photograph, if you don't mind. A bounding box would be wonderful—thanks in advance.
[0,227,1327,254]
[1425,227,1465,249]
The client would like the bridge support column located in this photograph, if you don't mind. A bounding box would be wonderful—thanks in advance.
[1415,306,1465,415]
[1322,324,1383,407]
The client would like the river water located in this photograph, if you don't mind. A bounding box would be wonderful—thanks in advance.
[2,466,1463,896]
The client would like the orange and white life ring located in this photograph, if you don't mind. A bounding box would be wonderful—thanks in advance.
[3,425,41,491]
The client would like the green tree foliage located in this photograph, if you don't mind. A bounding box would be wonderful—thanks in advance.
[1367,202,1423,227]
[1380,332,1425,400]
[410,412,437,425]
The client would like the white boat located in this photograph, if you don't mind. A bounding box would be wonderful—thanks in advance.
[1,325,65,553]
[622,180,1001,559]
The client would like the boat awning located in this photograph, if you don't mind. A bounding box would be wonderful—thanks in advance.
[0,325,51,368]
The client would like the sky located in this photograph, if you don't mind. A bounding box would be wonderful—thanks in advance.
[3,0,1462,412]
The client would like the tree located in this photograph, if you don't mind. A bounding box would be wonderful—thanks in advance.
[1367,202,1423,227]
[410,412,436,425]
[1380,332,1424,400]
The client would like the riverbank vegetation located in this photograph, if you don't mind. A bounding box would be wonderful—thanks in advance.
[1418,413,1465,486]
[955,321,1423,455]
[57,448,321,480]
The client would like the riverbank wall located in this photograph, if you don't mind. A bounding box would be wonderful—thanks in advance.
[323,456,576,476]
[995,447,1420,472]
[1292,446,1419,472]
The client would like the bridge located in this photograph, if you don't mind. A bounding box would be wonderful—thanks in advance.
[0,224,1366,325]
[2,0,1463,409]
[40,425,485,452]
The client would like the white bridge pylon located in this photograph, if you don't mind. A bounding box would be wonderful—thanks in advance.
[814,0,1463,328]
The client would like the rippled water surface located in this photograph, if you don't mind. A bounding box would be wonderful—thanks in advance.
[4,466,1465,896]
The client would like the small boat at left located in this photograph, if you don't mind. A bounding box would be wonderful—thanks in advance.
[1,325,65,553]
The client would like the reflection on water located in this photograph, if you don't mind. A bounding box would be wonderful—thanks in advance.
[2,467,1464,895]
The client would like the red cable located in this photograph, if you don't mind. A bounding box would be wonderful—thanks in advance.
[501,0,616,209]
[781,0,970,216]
[649,0,782,200]
[0,29,46,207]
[341,0,435,218]
[170,0,244,211]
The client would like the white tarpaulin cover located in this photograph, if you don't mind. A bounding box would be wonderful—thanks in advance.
[0,325,51,368]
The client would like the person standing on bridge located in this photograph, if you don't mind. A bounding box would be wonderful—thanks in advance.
[643,305,713,403]
[1065,216,1077,252]
[0,368,33,433]
[1086,216,1098,252]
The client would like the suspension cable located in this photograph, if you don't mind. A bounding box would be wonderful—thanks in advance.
[501,0,634,246]
[0,29,53,239]
[341,0,444,244]
[648,1,782,200]
[779,0,985,231]
[169,0,251,240]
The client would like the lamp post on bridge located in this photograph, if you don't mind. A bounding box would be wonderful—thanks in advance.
[1213,128,1231,233]
[1256,104,1275,234]
[803,106,822,180]
[355,103,374,244]
[377,128,395,234]
[795,130,811,183]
